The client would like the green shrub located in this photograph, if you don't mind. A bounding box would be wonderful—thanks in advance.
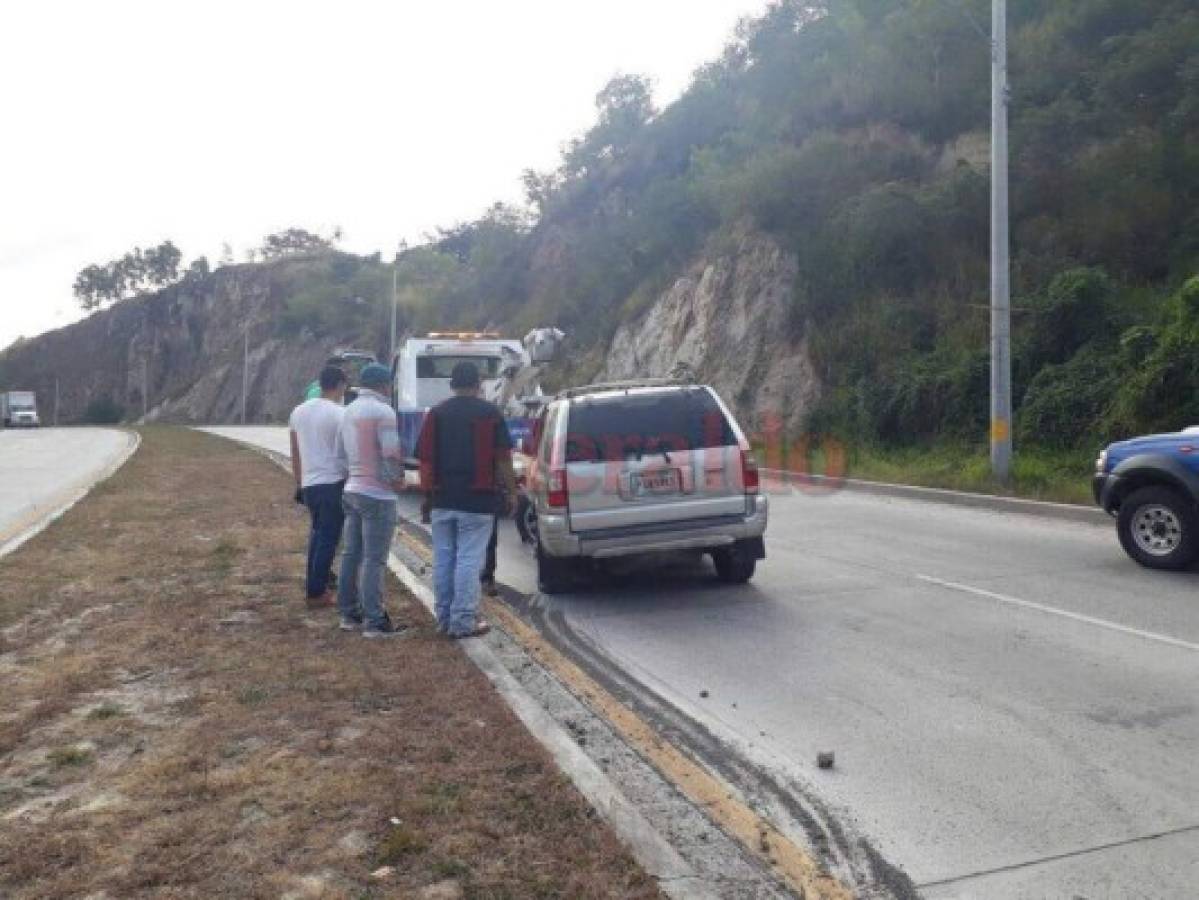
[1108,276,1199,435]
[1016,345,1120,448]
[1026,268,1115,366]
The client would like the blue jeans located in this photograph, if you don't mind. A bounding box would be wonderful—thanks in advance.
[431,509,494,636]
[338,492,397,629]
[303,481,344,598]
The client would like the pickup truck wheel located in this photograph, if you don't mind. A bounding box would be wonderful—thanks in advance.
[712,545,757,584]
[536,541,574,594]
[1117,485,1199,570]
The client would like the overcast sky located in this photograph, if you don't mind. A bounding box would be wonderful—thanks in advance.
[0,0,770,349]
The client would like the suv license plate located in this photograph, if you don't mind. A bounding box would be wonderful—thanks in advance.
[632,469,681,496]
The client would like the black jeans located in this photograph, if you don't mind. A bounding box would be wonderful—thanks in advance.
[303,481,345,598]
[480,516,498,583]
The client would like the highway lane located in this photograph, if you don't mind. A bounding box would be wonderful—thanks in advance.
[0,428,135,553]
[206,426,1199,898]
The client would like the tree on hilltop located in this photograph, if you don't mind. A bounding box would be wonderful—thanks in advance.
[73,241,184,311]
[563,74,657,177]
[258,227,339,260]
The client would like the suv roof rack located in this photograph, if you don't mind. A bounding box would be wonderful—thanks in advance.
[557,378,695,400]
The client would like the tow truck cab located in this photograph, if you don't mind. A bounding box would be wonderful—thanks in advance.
[392,333,536,471]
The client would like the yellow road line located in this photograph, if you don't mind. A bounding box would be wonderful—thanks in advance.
[485,600,853,900]
[396,524,851,896]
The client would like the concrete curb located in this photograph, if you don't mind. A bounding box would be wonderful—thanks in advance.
[763,468,1109,525]
[387,556,715,899]
[0,428,142,559]
[215,431,714,898]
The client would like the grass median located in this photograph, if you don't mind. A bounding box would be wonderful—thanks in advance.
[758,439,1095,505]
[0,427,657,899]
[834,444,1095,505]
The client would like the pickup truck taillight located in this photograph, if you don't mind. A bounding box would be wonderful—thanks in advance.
[547,468,568,508]
[741,451,760,495]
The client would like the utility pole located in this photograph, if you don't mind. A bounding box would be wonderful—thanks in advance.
[990,0,1012,484]
[241,325,249,425]
[390,265,398,363]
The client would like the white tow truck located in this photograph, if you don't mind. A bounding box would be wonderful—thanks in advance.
[392,329,564,540]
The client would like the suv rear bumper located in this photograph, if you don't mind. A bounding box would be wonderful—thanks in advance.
[540,495,768,559]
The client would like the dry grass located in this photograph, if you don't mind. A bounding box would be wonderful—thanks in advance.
[0,427,658,899]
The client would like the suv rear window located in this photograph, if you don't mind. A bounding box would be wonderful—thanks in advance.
[565,389,737,463]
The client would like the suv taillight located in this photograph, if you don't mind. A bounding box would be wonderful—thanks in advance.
[741,451,760,495]
[547,468,568,508]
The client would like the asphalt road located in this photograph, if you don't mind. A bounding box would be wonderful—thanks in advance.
[0,428,134,553]
[205,426,1199,898]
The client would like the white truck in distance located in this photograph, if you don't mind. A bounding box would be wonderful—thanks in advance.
[1,391,40,428]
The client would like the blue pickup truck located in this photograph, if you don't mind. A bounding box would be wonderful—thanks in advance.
[1093,427,1199,569]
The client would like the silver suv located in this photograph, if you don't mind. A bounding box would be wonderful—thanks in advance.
[526,380,768,593]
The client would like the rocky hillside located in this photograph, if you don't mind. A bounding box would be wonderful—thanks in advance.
[601,226,818,435]
[0,257,383,425]
[390,0,1199,448]
[3,0,1197,443]
[0,232,809,431]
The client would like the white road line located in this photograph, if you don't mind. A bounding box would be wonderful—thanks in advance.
[916,574,1199,653]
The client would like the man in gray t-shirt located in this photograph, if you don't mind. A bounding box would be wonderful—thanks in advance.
[334,363,409,638]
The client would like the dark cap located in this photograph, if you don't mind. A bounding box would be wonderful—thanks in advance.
[450,361,481,389]
[359,363,391,388]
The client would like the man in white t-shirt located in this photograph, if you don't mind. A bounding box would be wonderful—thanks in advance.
[289,365,349,607]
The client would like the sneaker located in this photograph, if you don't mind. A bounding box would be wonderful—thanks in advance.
[338,616,363,632]
[363,618,410,639]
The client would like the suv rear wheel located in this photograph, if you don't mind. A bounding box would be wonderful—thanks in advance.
[712,543,757,584]
[1117,485,1199,570]
[536,541,575,594]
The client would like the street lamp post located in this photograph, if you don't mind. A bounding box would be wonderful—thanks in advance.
[390,266,398,362]
[990,0,1012,484]
[241,325,249,425]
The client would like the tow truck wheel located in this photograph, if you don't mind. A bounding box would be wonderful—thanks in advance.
[515,496,538,545]
[1117,485,1199,570]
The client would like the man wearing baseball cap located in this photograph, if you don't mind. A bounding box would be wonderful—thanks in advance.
[334,362,409,638]
[417,360,518,638]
